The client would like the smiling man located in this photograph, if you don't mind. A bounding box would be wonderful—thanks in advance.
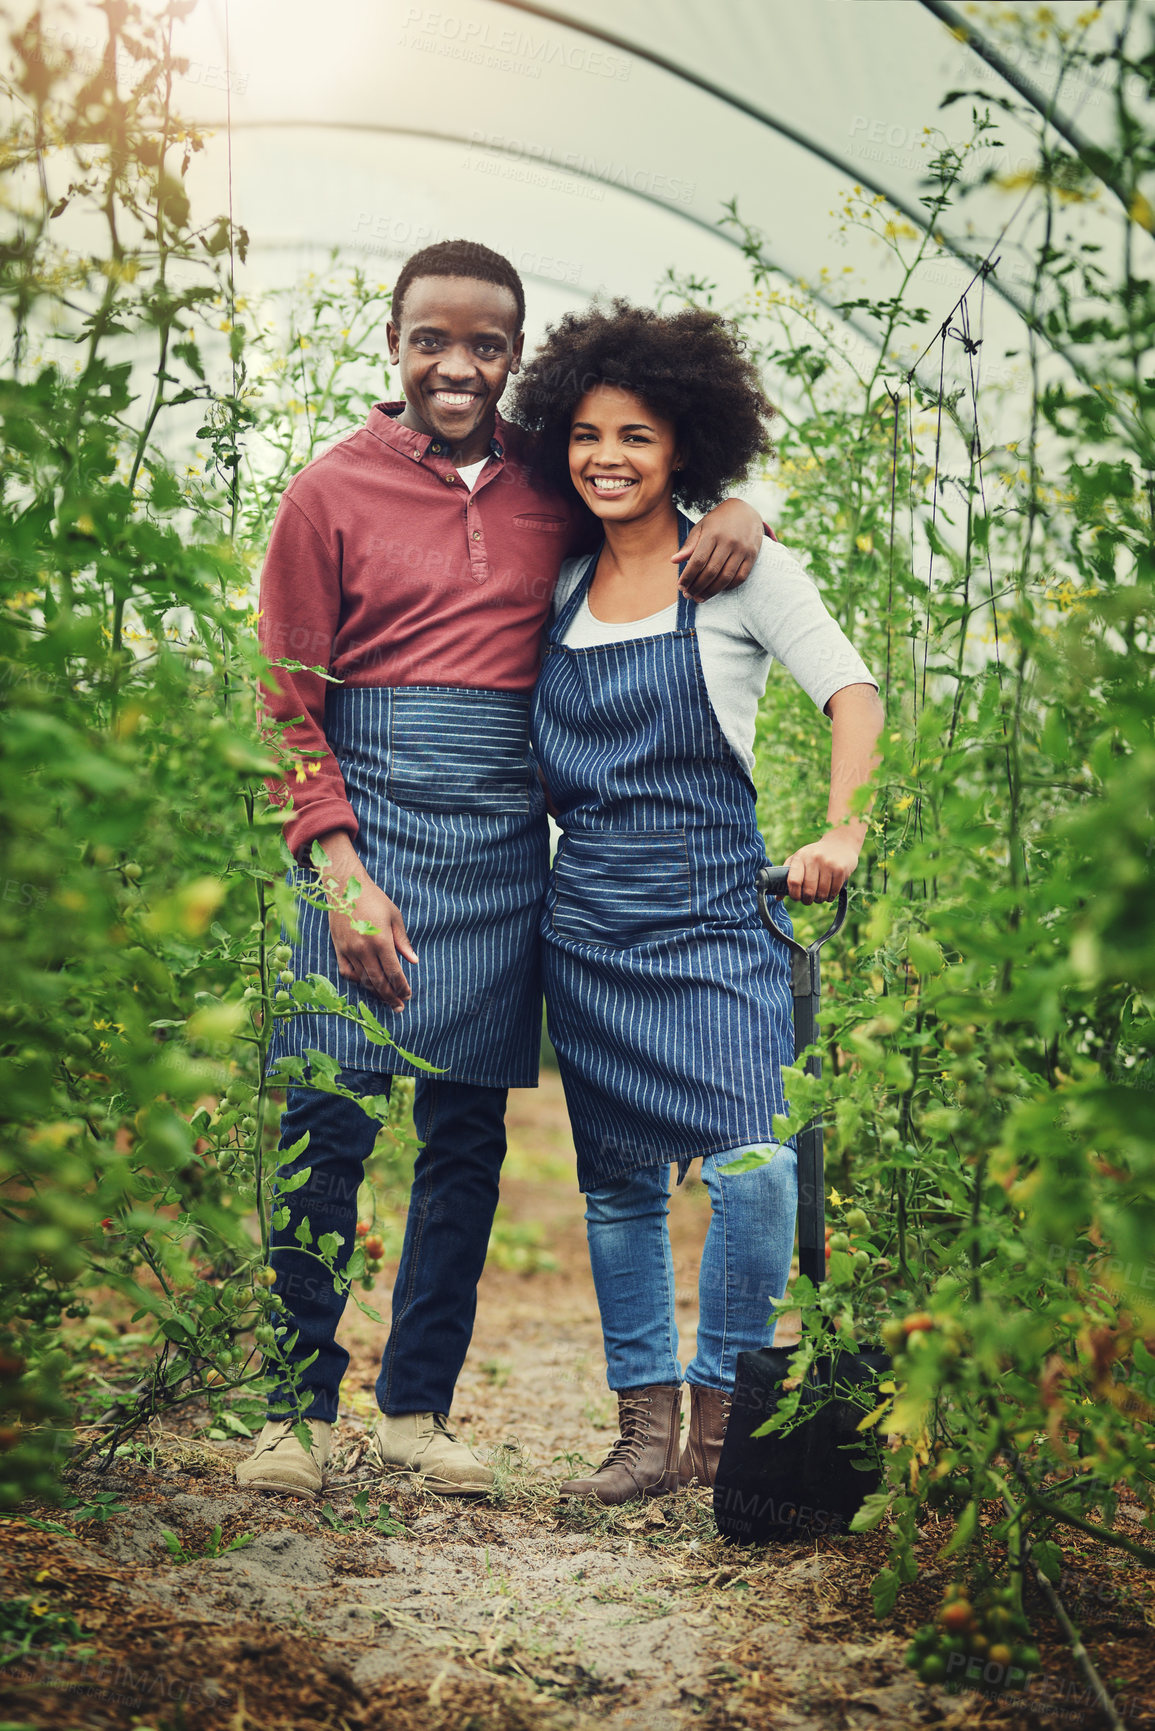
[237,239,768,1501]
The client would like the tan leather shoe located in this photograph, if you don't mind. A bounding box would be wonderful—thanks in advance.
[678,1382,733,1489]
[559,1384,682,1505]
[235,1418,332,1496]
[366,1411,493,1495]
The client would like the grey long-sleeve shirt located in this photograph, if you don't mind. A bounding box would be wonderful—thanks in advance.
[553,536,879,779]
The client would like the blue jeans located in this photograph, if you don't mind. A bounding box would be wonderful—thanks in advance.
[263,1069,507,1422]
[583,1145,798,1392]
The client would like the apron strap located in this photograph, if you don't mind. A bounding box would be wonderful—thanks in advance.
[674,509,697,633]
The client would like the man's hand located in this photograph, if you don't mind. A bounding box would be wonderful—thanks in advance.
[673,497,766,600]
[781,829,861,905]
[314,830,418,1011]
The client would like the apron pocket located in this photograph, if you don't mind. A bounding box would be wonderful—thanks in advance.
[386,689,533,814]
[551,828,691,947]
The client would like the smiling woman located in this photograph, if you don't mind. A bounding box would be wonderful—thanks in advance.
[509,300,883,1505]
[512,298,776,513]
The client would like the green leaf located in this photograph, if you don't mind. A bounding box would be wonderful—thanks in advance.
[871,1565,900,1617]
[716,1145,780,1175]
[277,1166,313,1195]
[940,1499,979,1558]
[159,1315,197,1344]
[849,1490,894,1532]
[1031,1537,1063,1583]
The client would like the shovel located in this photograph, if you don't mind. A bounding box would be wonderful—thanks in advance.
[712,864,889,1544]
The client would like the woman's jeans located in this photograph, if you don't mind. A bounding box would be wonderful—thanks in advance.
[263,1068,507,1424]
[583,1146,798,1392]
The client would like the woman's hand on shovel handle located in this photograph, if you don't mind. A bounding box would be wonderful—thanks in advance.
[781,831,861,904]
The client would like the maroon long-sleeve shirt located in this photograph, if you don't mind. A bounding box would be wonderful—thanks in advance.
[257,402,588,861]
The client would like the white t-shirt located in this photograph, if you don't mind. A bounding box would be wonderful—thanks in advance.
[455,458,488,491]
[562,591,679,648]
[552,539,878,778]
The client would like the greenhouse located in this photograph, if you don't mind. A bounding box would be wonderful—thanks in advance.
[1,1,1154,1727]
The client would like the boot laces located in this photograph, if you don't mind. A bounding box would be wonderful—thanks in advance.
[596,1391,655,1473]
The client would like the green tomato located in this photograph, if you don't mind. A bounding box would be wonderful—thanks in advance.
[828,1232,851,1253]
[852,1249,871,1273]
[845,1207,870,1235]
[919,1655,947,1685]
[881,1319,906,1354]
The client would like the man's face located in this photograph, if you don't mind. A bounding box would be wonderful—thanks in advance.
[387,275,524,460]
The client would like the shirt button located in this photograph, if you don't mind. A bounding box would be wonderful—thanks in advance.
[472,530,481,540]
[444,474,456,485]
[410,450,421,460]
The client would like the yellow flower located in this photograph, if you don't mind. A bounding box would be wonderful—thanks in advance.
[293,764,307,784]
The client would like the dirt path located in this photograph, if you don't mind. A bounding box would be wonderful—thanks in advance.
[2,1075,1151,1730]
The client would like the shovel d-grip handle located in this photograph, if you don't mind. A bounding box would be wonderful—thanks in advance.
[755,865,849,1290]
[756,865,848,972]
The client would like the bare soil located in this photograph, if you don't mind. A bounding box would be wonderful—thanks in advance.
[1,1075,1152,1731]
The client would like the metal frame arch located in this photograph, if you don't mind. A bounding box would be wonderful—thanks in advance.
[488,0,1085,355]
[212,116,906,375]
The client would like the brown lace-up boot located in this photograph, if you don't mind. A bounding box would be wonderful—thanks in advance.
[559,1384,683,1505]
[677,1383,733,1489]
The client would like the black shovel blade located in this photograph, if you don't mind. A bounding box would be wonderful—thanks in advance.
[714,1346,891,1544]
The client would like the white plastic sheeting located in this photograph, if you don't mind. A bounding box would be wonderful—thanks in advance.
[63,0,1134,357]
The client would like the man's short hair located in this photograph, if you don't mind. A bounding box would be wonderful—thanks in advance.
[392,239,525,331]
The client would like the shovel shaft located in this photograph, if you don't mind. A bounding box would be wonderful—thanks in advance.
[792,954,825,1288]
[756,867,848,1292]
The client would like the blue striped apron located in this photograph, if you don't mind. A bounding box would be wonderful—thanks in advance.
[531,534,796,1190]
[265,686,548,1087]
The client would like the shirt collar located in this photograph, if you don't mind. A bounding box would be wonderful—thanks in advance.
[367,401,506,464]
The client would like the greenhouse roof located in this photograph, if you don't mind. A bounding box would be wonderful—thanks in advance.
[118,0,1146,368]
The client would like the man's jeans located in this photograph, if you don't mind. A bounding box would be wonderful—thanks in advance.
[583,1145,798,1392]
[263,1069,507,1423]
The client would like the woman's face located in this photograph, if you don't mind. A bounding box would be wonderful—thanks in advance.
[567,385,682,523]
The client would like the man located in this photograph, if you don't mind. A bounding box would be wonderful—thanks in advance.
[236,239,767,1498]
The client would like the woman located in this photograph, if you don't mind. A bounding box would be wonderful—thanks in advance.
[511,303,884,1503]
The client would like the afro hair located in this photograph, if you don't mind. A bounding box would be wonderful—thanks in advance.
[510,299,775,512]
